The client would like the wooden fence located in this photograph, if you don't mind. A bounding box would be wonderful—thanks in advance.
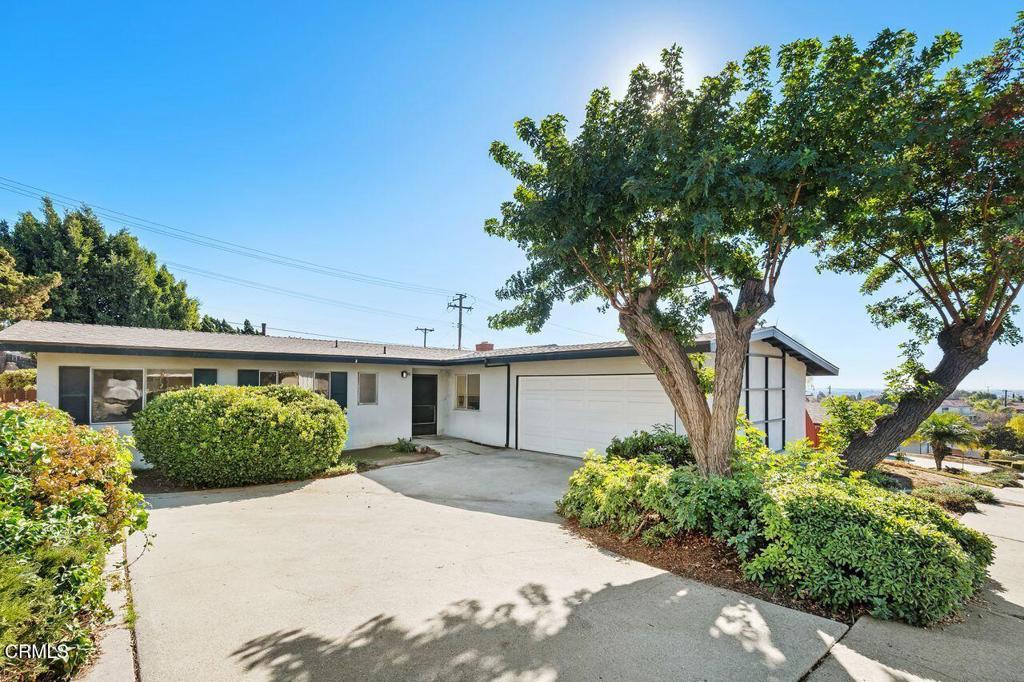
[0,387,37,403]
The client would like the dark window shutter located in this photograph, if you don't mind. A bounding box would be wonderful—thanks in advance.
[237,369,260,386]
[59,366,90,425]
[330,371,348,409]
[194,369,218,386]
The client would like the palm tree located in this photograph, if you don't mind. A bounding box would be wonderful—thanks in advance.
[913,413,978,471]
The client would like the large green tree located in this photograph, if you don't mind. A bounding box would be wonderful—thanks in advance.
[486,32,953,475]
[0,199,199,329]
[819,15,1024,470]
[0,246,60,326]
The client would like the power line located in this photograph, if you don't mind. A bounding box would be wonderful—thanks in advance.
[165,262,453,326]
[0,174,607,340]
[0,176,453,296]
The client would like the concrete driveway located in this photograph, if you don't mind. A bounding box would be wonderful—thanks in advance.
[128,437,846,682]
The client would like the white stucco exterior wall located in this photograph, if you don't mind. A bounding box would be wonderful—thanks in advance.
[35,352,427,466]
[435,343,808,452]
[33,339,812,466]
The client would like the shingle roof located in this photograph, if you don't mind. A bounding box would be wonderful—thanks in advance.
[805,399,828,424]
[0,321,838,375]
[0,321,463,361]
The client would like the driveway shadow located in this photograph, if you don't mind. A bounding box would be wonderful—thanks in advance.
[142,478,319,510]
[231,576,837,682]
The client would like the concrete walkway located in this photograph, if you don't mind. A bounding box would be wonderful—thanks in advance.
[808,484,1024,682]
[127,437,845,681]
[888,453,995,474]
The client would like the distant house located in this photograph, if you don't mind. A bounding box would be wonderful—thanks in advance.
[805,399,827,447]
[938,398,974,417]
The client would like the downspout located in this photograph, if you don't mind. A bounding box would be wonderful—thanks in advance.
[484,360,512,448]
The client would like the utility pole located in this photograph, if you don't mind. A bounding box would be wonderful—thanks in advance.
[447,293,473,350]
[415,326,434,348]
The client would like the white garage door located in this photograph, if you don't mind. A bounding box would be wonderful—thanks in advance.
[517,374,678,458]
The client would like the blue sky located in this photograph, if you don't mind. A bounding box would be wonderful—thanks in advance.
[0,1,1020,391]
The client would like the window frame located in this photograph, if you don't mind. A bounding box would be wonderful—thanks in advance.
[144,368,194,405]
[357,372,378,405]
[90,367,146,425]
[454,372,481,411]
[314,372,331,398]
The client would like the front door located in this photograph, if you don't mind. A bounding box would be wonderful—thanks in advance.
[411,374,437,436]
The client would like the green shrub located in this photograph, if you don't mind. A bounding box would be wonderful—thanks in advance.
[133,385,349,487]
[605,425,693,467]
[975,469,1021,488]
[558,423,995,625]
[0,368,36,390]
[666,465,768,558]
[911,486,980,513]
[556,451,675,545]
[392,437,417,453]
[0,402,147,680]
[745,477,992,624]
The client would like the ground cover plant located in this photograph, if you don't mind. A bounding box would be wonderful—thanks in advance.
[133,385,349,487]
[0,402,147,680]
[559,421,994,625]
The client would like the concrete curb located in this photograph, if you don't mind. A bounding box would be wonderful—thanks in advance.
[80,542,138,682]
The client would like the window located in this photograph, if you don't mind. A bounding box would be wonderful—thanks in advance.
[314,372,330,397]
[358,372,378,405]
[145,369,193,403]
[278,371,300,386]
[455,373,480,410]
[259,371,278,386]
[92,369,144,423]
[194,368,218,386]
[58,366,90,425]
[237,369,260,386]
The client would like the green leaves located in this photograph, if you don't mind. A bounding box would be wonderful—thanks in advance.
[133,385,349,487]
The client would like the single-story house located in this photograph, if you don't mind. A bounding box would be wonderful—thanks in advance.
[0,321,838,466]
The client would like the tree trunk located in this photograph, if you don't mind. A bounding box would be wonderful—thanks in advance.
[933,443,948,471]
[842,323,992,471]
[619,280,774,477]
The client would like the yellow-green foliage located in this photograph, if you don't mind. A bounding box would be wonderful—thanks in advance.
[0,368,36,391]
[0,402,147,680]
[133,384,349,487]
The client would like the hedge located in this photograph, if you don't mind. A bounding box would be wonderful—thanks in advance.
[0,368,36,391]
[558,427,994,625]
[0,402,147,680]
[133,385,349,487]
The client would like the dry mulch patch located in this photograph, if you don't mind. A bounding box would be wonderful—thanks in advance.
[565,519,856,624]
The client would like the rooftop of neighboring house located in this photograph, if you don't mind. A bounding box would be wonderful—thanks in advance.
[805,398,828,425]
[0,320,840,374]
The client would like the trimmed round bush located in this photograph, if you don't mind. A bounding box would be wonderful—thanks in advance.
[744,478,993,624]
[133,385,349,487]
